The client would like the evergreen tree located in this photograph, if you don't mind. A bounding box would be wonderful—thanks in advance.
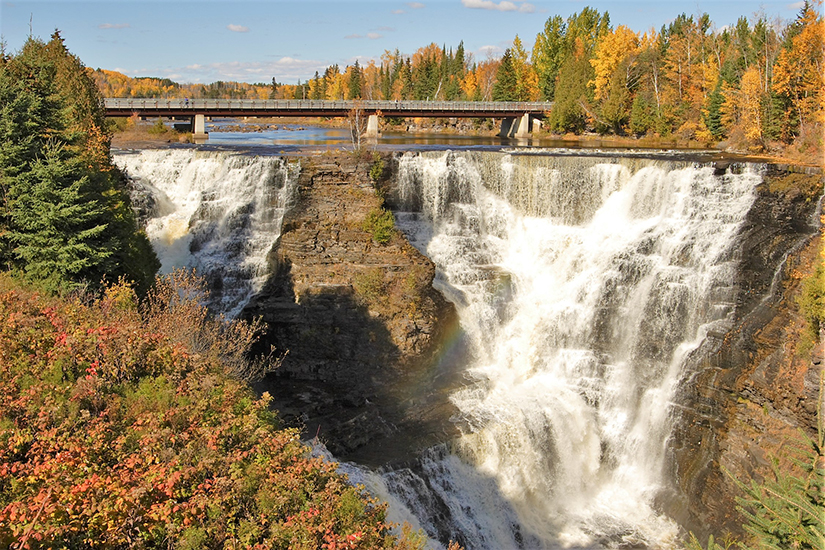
[8,142,112,292]
[549,39,592,133]
[533,15,567,100]
[704,83,725,139]
[492,49,517,101]
[0,36,159,293]
[347,61,362,99]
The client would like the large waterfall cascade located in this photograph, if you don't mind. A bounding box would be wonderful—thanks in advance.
[115,149,298,317]
[117,147,767,549]
[375,151,764,549]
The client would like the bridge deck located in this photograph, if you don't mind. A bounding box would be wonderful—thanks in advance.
[104,98,552,118]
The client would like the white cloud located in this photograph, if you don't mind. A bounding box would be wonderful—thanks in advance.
[161,57,326,84]
[98,23,130,29]
[477,44,504,57]
[367,32,383,39]
[345,34,364,39]
[461,0,534,12]
[788,1,805,9]
[392,9,405,14]
[227,24,249,33]
[407,2,425,8]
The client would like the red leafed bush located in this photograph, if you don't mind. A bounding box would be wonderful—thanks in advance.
[0,271,410,549]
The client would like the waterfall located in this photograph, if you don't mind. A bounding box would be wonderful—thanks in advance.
[114,149,298,317]
[382,151,763,549]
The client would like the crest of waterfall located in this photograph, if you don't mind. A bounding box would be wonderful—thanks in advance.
[115,149,298,317]
[383,151,763,549]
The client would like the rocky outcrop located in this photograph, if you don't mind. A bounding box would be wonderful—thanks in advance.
[669,166,823,540]
[244,152,459,464]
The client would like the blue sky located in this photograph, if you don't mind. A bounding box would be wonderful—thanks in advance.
[0,1,812,84]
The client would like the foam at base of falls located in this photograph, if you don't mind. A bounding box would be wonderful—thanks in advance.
[387,151,763,549]
[115,149,298,317]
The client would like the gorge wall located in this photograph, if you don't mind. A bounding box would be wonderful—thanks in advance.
[669,165,823,540]
[242,153,460,464]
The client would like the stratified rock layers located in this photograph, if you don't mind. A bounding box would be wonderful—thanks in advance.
[669,166,823,539]
[245,153,458,463]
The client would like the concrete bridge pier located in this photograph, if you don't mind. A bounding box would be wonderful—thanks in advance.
[365,114,381,138]
[500,113,535,138]
[193,114,208,139]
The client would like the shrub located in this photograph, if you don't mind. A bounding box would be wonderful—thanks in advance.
[353,268,386,303]
[363,208,395,245]
[147,117,168,135]
[369,153,385,183]
[0,272,409,549]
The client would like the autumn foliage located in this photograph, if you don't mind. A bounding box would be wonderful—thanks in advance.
[0,272,406,549]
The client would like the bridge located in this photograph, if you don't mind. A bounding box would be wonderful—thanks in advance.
[103,98,553,139]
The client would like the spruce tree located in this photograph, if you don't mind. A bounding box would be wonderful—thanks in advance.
[0,35,159,293]
[8,142,112,292]
[492,49,517,101]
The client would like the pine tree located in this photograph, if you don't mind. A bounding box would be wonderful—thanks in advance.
[347,61,362,99]
[734,427,824,550]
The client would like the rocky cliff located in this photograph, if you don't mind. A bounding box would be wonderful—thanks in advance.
[669,165,823,540]
[244,152,459,465]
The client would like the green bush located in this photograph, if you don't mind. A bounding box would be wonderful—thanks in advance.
[147,117,168,135]
[363,208,396,245]
[369,153,385,183]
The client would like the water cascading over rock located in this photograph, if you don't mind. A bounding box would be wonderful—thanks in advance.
[373,151,766,549]
[115,147,818,550]
[114,149,298,317]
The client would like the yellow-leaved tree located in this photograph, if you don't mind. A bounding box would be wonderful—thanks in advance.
[511,35,540,101]
[590,25,640,101]
[772,1,824,131]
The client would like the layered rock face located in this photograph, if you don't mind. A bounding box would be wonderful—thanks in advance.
[669,166,823,539]
[244,152,458,464]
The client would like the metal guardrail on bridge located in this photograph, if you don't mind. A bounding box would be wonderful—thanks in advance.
[103,98,553,118]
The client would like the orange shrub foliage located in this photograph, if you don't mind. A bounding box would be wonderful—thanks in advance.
[0,272,402,549]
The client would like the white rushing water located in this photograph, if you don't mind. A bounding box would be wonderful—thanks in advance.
[114,149,298,317]
[380,151,763,549]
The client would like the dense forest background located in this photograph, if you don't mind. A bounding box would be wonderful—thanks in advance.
[93,2,823,157]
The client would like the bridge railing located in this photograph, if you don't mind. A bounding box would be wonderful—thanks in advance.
[104,98,553,114]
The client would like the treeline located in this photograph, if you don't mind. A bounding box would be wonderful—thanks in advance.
[303,2,821,150]
[95,3,822,153]
[92,69,274,100]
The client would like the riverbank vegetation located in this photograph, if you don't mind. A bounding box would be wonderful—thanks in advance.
[95,2,822,162]
[0,271,417,549]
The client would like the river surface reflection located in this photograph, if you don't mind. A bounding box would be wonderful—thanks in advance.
[198,119,714,156]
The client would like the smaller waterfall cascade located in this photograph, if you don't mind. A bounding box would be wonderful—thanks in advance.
[385,151,763,549]
[115,149,298,317]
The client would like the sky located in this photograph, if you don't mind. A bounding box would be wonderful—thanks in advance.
[0,0,814,85]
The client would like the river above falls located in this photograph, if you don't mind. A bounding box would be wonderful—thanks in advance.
[119,118,736,161]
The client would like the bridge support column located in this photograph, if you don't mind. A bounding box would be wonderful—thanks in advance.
[193,114,208,139]
[499,117,516,137]
[365,114,381,138]
[514,113,531,139]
